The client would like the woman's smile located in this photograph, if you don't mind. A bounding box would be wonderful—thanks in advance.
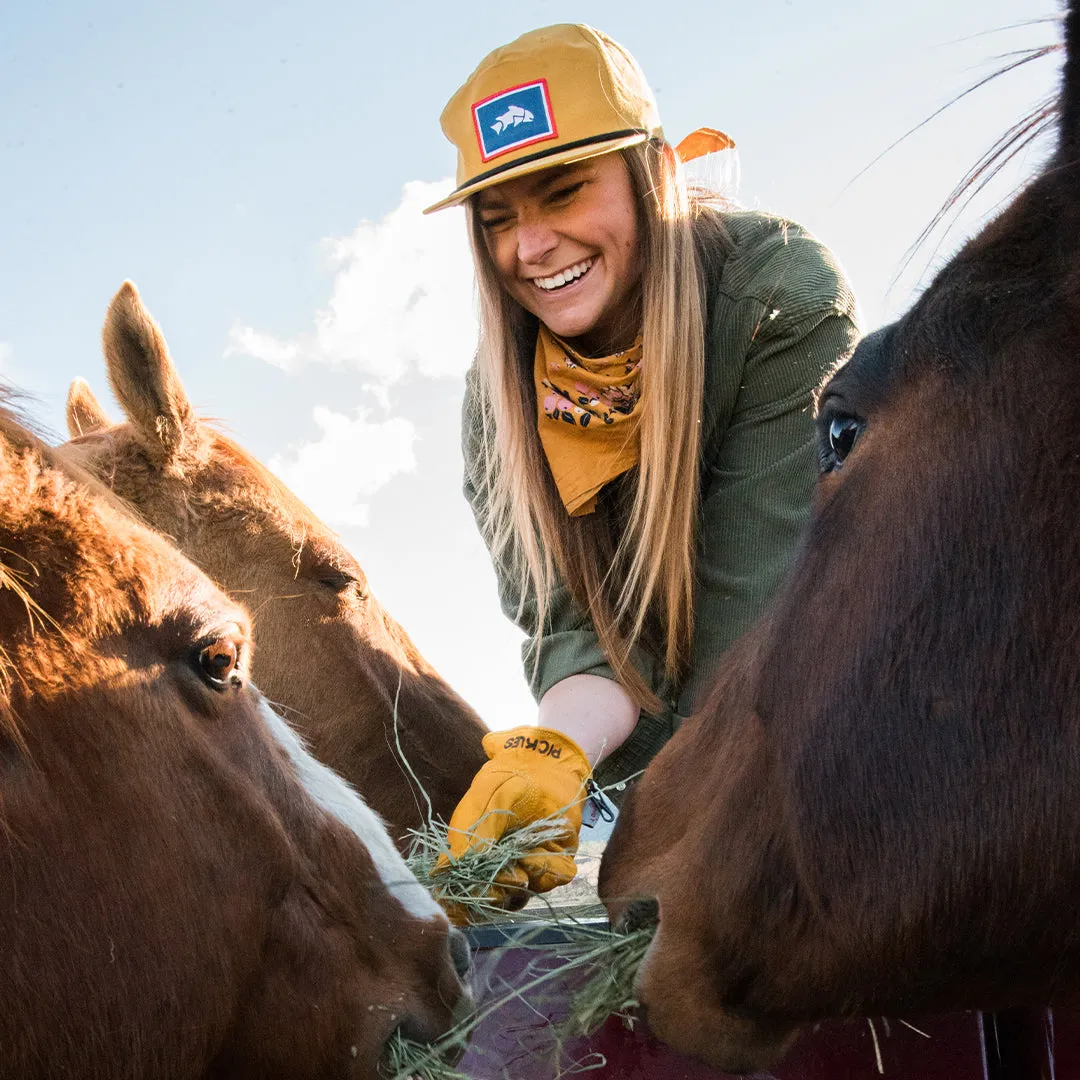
[529,257,595,292]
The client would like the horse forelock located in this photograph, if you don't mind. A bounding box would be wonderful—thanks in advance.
[0,412,239,696]
[0,385,52,454]
[891,164,1078,386]
[0,394,71,741]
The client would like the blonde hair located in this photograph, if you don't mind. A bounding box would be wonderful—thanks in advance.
[468,140,730,712]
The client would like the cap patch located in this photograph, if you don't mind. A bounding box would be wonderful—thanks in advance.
[472,80,557,162]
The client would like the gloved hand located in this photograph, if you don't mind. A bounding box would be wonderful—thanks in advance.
[434,726,592,919]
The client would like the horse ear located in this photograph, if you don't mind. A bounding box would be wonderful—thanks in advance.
[102,281,199,467]
[1064,3,1080,160]
[65,378,113,438]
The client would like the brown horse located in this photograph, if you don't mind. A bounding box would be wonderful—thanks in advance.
[61,282,487,845]
[600,10,1080,1075]
[0,388,468,1078]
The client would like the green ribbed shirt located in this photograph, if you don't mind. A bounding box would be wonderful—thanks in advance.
[462,210,861,791]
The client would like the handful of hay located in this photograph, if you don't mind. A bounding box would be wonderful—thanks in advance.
[406,814,577,922]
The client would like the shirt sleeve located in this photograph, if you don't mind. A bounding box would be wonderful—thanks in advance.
[679,222,861,713]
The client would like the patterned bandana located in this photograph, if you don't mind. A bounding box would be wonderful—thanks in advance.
[534,324,643,516]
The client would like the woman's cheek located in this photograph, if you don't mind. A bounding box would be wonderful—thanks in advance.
[490,232,518,279]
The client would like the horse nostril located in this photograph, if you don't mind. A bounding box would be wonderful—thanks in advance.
[448,926,471,978]
[618,897,659,934]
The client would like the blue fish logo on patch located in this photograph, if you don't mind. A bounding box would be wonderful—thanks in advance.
[472,80,557,162]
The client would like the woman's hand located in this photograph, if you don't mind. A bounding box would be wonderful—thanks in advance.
[432,676,639,922]
[434,726,592,919]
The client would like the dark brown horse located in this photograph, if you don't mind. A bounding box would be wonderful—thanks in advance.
[600,8,1080,1074]
[61,282,488,846]
[0,390,468,1078]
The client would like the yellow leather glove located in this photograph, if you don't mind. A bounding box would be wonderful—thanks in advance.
[434,726,592,919]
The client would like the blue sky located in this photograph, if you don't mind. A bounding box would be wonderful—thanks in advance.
[0,0,1059,729]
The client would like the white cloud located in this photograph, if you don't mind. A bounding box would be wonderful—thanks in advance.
[227,178,478,384]
[269,406,417,528]
[225,327,300,372]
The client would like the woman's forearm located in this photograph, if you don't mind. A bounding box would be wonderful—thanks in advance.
[537,673,639,766]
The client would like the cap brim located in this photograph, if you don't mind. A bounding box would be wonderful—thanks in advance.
[422,132,650,214]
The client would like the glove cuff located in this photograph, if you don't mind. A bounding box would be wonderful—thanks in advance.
[482,726,592,779]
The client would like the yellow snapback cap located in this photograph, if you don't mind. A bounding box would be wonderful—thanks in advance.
[424,24,663,214]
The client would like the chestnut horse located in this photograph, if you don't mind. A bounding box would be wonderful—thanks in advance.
[61,282,487,845]
[600,9,1080,1075]
[0,388,468,1078]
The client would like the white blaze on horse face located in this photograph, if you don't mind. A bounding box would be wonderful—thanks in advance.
[255,695,445,923]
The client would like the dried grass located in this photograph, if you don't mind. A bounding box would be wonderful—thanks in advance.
[380,1030,471,1080]
[380,913,651,1080]
[406,813,575,922]
[560,924,654,1037]
[380,809,656,1080]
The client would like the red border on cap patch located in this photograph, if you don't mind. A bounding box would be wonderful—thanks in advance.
[471,78,559,163]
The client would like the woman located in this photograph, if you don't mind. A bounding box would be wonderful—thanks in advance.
[426,24,860,908]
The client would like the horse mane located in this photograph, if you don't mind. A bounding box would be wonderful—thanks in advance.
[0,383,138,516]
[0,383,50,450]
[848,25,1066,285]
[0,383,53,742]
[0,382,152,735]
[200,418,347,556]
[907,41,1062,270]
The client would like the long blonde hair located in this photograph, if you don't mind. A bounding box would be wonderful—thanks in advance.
[468,139,731,712]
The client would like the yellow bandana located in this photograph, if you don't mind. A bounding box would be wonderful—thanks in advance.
[534,324,643,516]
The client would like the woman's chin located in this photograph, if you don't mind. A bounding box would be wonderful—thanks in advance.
[516,277,607,341]
[533,303,603,343]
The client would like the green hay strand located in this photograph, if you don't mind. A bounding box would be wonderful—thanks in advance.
[560,925,654,1036]
[406,812,581,922]
[379,917,652,1080]
[386,813,656,1078]
[380,1031,471,1080]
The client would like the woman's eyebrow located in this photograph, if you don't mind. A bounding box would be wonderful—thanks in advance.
[475,165,589,212]
[533,167,586,192]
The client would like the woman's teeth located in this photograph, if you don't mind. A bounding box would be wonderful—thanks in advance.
[534,259,593,292]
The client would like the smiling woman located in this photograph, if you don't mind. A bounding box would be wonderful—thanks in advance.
[424,22,862,917]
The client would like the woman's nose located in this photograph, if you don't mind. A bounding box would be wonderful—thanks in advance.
[516,220,558,266]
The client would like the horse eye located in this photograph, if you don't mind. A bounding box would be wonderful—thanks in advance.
[827,416,862,467]
[318,571,355,593]
[197,637,241,688]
